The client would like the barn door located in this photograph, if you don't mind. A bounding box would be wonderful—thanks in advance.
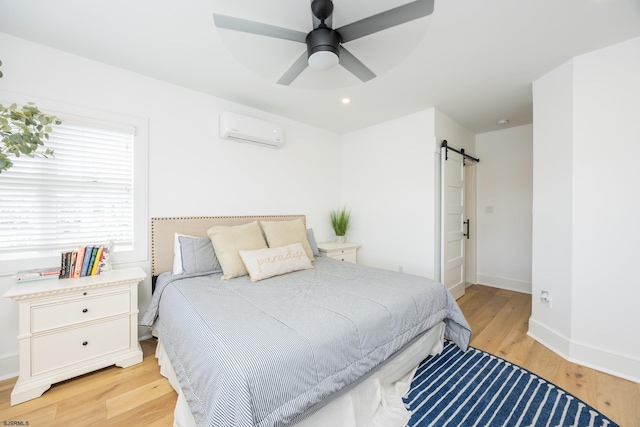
[441,146,467,299]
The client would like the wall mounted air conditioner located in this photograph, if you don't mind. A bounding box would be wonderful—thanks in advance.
[219,112,284,148]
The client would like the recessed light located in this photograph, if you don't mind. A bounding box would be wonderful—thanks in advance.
[341,97,351,104]
[497,119,509,125]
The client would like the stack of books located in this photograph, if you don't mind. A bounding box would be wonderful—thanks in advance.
[15,267,61,283]
[59,245,107,279]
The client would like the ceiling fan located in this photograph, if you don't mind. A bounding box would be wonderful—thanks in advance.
[213,0,435,85]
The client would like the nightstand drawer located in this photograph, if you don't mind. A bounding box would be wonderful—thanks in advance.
[31,291,130,333]
[317,242,361,264]
[328,249,357,263]
[32,316,130,376]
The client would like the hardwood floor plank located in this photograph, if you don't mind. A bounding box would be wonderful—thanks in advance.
[105,378,174,418]
[595,370,640,427]
[470,291,530,355]
[0,403,58,425]
[97,389,177,426]
[555,361,598,407]
[492,297,534,366]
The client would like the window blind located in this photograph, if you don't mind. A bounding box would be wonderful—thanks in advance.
[0,120,135,258]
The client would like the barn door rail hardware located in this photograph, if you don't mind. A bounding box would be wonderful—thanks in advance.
[441,140,480,166]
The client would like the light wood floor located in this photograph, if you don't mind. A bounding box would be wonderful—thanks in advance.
[1,285,638,426]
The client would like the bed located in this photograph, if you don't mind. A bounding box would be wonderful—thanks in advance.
[141,215,471,427]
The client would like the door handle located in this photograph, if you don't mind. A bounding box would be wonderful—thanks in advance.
[463,219,470,239]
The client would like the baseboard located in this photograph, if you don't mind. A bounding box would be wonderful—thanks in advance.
[0,352,19,381]
[527,317,571,356]
[528,318,640,383]
[477,274,532,294]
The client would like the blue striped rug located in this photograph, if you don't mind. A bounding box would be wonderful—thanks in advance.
[404,341,619,427]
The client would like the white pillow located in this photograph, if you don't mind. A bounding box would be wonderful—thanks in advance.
[239,243,313,282]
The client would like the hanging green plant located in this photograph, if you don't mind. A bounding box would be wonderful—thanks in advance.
[0,102,62,173]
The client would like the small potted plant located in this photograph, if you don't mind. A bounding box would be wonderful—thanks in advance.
[330,207,351,244]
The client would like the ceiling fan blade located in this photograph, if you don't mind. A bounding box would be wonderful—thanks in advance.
[338,46,376,82]
[336,0,434,43]
[213,14,307,43]
[277,51,309,85]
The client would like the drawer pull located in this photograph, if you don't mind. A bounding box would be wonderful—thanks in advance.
[82,341,88,346]
[83,292,87,296]
[82,308,88,313]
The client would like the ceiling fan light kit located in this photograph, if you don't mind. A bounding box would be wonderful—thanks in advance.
[306,27,340,70]
[213,0,435,85]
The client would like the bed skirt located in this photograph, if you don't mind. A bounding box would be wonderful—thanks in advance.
[154,321,445,427]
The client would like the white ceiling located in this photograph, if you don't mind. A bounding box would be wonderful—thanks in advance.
[1,0,639,134]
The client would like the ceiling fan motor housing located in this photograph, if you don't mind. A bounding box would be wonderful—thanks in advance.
[306,27,340,58]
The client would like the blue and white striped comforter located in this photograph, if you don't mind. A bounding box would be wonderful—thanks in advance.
[141,257,471,427]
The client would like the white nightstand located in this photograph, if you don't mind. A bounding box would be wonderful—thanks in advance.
[3,266,146,405]
[317,242,361,264]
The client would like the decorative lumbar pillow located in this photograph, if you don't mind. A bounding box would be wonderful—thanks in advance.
[178,235,221,274]
[207,221,267,280]
[239,243,313,282]
[261,219,315,262]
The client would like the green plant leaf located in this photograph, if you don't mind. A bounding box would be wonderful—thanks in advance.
[0,102,61,172]
[0,153,12,173]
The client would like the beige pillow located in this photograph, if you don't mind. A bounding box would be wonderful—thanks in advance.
[207,221,267,279]
[261,219,315,262]
[239,243,313,282]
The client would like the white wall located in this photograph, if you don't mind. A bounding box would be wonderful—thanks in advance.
[434,110,476,157]
[476,125,533,293]
[0,32,342,380]
[530,60,575,351]
[530,36,640,382]
[341,109,438,277]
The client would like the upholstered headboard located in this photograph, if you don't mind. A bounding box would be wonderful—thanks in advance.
[150,215,306,276]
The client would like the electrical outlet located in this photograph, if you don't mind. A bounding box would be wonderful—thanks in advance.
[540,291,552,309]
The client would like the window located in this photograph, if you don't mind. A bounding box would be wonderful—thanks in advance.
[0,107,148,271]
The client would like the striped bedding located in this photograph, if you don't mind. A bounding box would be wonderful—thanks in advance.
[141,256,471,427]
